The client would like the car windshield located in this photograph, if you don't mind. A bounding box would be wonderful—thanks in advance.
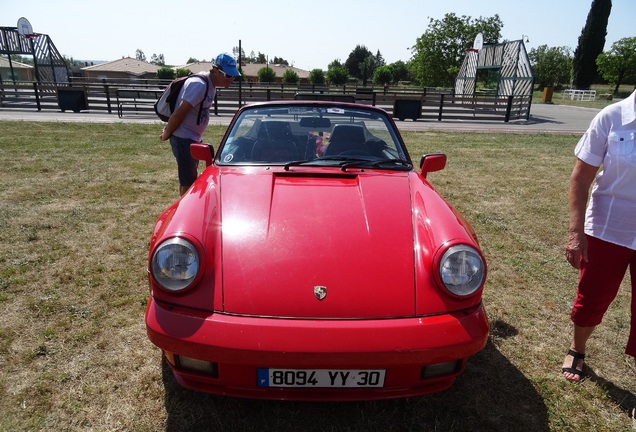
[217,103,411,169]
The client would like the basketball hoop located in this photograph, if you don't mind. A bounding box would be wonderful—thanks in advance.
[473,33,484,51]
[17,17,36,38]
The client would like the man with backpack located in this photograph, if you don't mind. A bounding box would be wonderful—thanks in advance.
[159,53,240,196]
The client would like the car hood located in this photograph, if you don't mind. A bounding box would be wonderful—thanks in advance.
[220,169,416,319]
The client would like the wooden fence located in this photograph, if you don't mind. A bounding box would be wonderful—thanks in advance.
[0,79,532,123]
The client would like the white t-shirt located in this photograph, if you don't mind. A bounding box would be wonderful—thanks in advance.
[173,73,216,142]
[575,90,636,250]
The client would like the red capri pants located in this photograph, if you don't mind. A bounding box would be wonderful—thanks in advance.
[571,235,636,357]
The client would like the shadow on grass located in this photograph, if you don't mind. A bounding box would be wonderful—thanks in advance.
[586,367,636,417]
[162,321,548,432]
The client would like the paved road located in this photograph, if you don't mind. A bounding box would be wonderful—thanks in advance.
[0,103,600,135]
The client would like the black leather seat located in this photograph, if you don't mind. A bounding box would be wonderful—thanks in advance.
[250,139,299,162]
[258,121,293,140]
[323,124,368,156]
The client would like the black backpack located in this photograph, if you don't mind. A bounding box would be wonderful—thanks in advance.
[154,74,209,124]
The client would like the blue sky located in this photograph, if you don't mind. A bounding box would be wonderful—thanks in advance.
[2,0,634,71]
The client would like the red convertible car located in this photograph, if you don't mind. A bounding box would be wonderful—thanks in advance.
[145,101,488,400]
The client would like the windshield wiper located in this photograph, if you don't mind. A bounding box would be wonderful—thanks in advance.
[283,159,317,170]
[284,156,370,171]
[341,158,412,171]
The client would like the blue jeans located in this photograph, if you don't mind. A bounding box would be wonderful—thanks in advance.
[169,135,200,187]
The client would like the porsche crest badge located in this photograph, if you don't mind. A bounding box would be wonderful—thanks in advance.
[313,286,327,300]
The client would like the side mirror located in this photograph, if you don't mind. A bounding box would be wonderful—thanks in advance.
[420,154,446,178]
[190,143,215,167]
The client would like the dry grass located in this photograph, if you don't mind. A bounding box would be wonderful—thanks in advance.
[0,121,633,431]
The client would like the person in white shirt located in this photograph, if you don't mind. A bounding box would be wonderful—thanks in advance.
[562,90,636,382]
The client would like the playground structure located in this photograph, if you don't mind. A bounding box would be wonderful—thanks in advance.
[455,38,534,99]
[0,20,69,84]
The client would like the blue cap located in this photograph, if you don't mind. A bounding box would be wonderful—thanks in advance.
[214,53,241,77]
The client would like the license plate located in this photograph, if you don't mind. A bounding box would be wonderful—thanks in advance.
[257,368,385,388]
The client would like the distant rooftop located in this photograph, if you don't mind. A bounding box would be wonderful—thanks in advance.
[177,62,309,79]
[81,56,160,76]
[0,57,33,69]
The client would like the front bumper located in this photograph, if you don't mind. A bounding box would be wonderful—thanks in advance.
[146,298,489,400]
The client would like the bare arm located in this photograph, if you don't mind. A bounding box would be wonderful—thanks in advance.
[565,158,599,268]
[159,100,194,141]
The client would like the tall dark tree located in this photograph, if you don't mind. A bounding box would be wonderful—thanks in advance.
[359,55,376,86]
[572,0,612,89]
[345,45,373,80]
[374,50,385,68]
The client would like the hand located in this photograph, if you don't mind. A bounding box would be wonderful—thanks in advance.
[159,128,169,141]
[565,230,587,269]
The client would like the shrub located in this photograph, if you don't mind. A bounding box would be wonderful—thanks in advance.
[258,67,276,83]
[309,69,325,85]
[373,65,393,85]
[175,68,191,78]
[157,67,175,80]
[326,65,349,86]
[282,69,299,84]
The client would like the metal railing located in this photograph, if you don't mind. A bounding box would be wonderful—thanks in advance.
[0,79,532,122]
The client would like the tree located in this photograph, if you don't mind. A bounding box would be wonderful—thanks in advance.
[135,49,146,62]
[359,55,377,86]
[326,60,349,86]
[187,57,200,64]
[232,46,245,61]
[572,0,612,89]
[389,61,411,83]
[374,50,385,69]
[308,69,326,85]
[528,45,572,89]
[62,55,83,67]
[248,51,256,63]
[345,45,373,80]
[256,52,267,64]
[373,65,393,85]
[282,69,299,84]
[596,37,636,94]
[257,66,276,83]
[273,57,289,66]
[411,13,503,87]
[175,68,191,78]
[150,53,165,66]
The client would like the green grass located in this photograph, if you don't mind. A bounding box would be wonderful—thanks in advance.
[0,121,634,431]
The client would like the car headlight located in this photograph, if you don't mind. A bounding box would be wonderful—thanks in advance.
[151,237,200,292]
[438,244,485,296]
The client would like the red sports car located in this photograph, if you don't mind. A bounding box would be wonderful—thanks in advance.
[145,101,488,400]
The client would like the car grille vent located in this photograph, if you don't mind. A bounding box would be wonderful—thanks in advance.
[274,172,357,179]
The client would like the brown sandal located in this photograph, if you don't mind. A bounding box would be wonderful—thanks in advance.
[562,349,585,380]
